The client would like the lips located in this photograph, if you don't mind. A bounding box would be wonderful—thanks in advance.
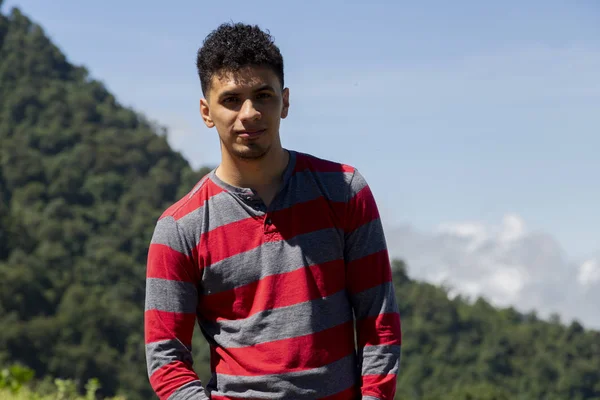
[237,129,266,139]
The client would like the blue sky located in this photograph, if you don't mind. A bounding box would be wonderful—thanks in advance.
[4,0,599,260]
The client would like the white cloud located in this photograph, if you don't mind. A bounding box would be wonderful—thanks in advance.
[578,259,600,287]
[384,214,600,329]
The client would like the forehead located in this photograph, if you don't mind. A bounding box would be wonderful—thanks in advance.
[209,66,281,94]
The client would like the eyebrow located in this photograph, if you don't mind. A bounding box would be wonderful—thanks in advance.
[218,84,277,99]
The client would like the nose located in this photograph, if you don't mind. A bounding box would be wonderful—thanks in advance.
[239,99,261,121]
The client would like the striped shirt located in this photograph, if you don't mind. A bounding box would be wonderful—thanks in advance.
[145,150,402,400]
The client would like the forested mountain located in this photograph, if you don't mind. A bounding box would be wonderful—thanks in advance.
[1,4,599,400]
[0,4,210,399]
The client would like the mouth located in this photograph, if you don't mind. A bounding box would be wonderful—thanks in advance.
[237,129,266,139]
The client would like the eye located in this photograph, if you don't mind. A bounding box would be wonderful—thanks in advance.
[222,97,239,104]
[256,92,272,100]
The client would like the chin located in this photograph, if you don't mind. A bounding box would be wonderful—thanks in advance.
[231,143,270,160]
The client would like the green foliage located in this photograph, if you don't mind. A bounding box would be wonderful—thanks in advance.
[392,266,600,400]
[0,364,126,399]
[0,5,212,399]
[1,365,35,393]
[1,4,600,400]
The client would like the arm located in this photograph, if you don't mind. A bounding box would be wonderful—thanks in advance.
[344,170,402,400]
[145,216,209,400]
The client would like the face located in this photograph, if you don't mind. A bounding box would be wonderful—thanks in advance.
[200,66,289,161]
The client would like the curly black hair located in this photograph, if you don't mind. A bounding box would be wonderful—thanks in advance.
[196,22,285,96]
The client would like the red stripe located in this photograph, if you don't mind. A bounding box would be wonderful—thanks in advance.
[144,309,196,345]
[172,178,225,220]
[346,250,392,295]
[345,185,380,233]
[320,385,360,400]
[199,216,265,267]
[200,196,345,267]
[213,321,355,376]
[361,374,397,400]
[147,243,199,283]
[160,195,194,221]
[294,153,355,174]
[149,361,199,400]
[201,259,346,321]
[159,175,215,221]
[269,196,345,241]
[356,313,402,348]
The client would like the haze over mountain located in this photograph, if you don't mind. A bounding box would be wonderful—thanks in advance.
[385,213,600,329]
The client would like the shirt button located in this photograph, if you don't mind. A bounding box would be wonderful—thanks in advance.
[266,218,272,225]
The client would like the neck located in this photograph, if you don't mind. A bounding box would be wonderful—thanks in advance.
[216,145,289,189]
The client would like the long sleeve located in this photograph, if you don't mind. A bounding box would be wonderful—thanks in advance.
[344,169,402,400]
[145,215,209,400]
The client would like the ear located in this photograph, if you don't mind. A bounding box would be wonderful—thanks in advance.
[200,98,214,128]
[281,88,290,119]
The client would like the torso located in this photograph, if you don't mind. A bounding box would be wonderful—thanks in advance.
[168,150,362,399]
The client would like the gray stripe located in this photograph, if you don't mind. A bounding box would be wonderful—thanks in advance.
[175,190,255,258]
[201,227,344,295]
[168,380,209,400]
[201,290,353,348]
[208,353,359,400]
[152,191,258,257]
[363,397,381,400]
[179,190,256,234]
[145,278,198,313]
[273,170,355,209]
[344,218,388,263]
[349,170,369,199]
[146,339,194,377]
[150,216,188,254]
[361,344,401,376]
[350,282,399,319]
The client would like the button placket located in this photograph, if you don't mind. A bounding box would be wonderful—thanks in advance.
[263,214,277,234]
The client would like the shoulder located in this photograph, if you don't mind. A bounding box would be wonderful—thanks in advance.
[157,171,219,222]
[293,150,356,175]
[292,151,369,198]
[150,172,223,256]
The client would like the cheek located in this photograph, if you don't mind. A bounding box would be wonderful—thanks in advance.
[212,111,237,131]
[261,103,282,121]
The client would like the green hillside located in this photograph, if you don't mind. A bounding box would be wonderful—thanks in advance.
[0,4,210,399]
[1,4,599,400]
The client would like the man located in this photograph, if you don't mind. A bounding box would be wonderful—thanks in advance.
[145,22,402,400]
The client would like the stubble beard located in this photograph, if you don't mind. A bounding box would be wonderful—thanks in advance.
[230,141,271,160]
